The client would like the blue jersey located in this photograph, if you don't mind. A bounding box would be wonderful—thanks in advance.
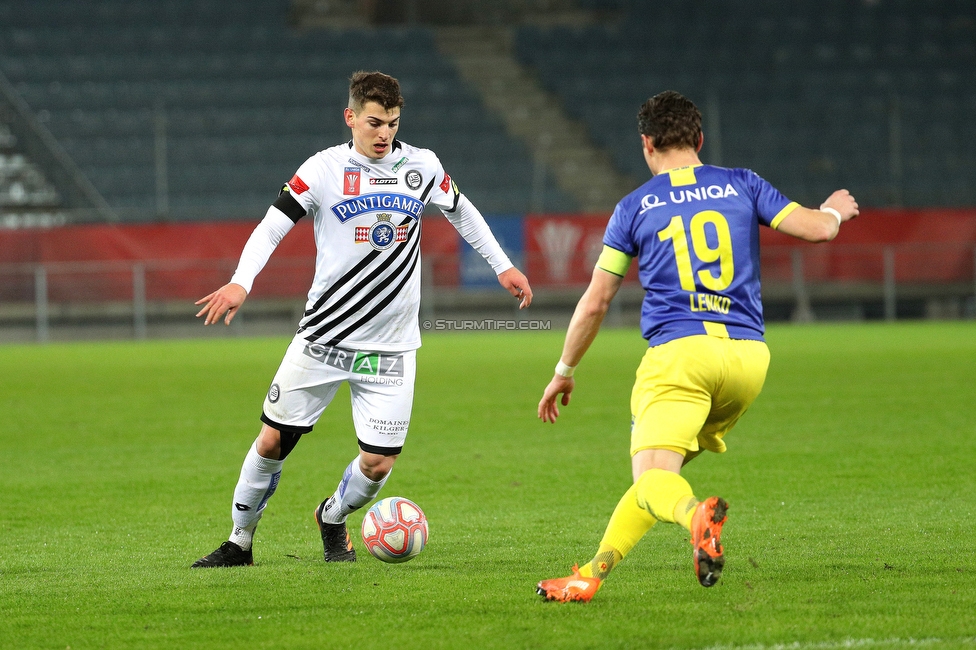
[601,164,798,346]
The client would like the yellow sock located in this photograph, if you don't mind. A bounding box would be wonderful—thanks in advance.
[578,482,656,580]
[673,494,699,530]
[578,544,623,580]
[635,468,699,531]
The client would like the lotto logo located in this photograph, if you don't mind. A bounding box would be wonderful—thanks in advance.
[344,167,361,196]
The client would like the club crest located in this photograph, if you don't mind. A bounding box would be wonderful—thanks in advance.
[355,213,409,250]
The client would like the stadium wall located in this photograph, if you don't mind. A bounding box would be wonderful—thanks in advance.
[0,208,974,340]
[1,208,973,285]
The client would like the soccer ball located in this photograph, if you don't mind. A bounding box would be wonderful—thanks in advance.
[361,496,428,563]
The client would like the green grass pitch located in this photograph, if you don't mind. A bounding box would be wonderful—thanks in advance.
[1,322,974,649]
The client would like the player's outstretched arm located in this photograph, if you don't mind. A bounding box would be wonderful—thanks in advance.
[195,283,247,326]
[498,267,533,309]
[538,268,622,423]
[194,205,297,326]
[776,189,860,242]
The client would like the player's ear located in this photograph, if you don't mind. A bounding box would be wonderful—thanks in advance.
[641,134,654,155]
[696,131,704,153]
[344,107,356,128]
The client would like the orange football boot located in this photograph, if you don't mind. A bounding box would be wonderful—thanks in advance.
[536,564,602,602]
[691,496,728,587]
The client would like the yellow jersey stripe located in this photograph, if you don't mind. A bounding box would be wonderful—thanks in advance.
[703,321,730,338]
[770,201,800,229]
[668,166,699,187]
[595,245,633,277]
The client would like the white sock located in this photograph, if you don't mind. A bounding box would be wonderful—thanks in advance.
[229,524,256,551]
[318,457,388,525]
[229,442,284,550]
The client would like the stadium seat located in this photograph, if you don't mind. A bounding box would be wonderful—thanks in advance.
[0,0,575,220]
[512,0,976,208]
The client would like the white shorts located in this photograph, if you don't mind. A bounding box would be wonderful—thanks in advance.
[261,336,416,455]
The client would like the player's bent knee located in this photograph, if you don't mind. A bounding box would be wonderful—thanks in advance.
[255,423,307,460]
[255,425,282,459]
[359,451,398,481]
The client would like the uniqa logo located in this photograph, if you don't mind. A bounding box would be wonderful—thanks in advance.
[639,194,667,213]
[669,184,739,204]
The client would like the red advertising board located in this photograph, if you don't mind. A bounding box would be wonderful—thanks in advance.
[0,215,462,302]
[523,213,639,286]
[760,208,976,283]
[418,213,459,287]
[0,208,972,304]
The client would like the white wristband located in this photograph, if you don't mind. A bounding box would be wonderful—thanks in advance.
[555,361,576,378]
[821,206,843,225]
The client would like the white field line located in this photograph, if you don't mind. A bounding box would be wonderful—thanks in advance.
[695,638,976,650]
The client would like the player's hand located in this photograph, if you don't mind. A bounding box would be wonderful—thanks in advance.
[498,267,533,309]
[538,374,574,423]
[195,283,248,326]
[822,189,859,222]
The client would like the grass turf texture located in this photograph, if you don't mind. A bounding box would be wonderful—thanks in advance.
[1,322,974,649]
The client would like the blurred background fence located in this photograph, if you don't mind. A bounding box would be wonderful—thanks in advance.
[1,209,973,342]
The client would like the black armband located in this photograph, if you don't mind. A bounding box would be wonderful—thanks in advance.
[273,185,307,223]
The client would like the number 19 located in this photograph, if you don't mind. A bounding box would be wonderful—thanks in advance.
[657,210,734,292]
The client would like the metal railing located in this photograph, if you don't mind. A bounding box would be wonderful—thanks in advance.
[760,242,976,321]
[1,243,974,342]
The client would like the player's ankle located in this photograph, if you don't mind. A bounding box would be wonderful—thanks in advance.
[230,524,257,551]
[581,544,623,580]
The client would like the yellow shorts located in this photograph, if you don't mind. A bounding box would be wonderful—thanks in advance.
[630,335,770,457]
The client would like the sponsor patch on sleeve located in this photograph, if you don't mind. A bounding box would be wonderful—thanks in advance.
[288,174,309,195]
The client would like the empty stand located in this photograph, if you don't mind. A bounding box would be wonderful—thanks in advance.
[1,0,970,219]
[0,0,576,221]
[516,0,976,208]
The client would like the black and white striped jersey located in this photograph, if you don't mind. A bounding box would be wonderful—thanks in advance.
[283,139,461,352]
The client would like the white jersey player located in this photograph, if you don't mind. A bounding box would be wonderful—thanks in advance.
[192,71,533,568]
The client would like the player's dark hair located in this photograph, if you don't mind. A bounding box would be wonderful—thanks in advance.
[637,90,702,152]
[348,70,405,112]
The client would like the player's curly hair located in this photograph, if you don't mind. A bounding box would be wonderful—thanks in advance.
[348,71,405,112]
[637,90,702,152]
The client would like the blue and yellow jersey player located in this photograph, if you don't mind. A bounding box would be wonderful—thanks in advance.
[536,90,859,602]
